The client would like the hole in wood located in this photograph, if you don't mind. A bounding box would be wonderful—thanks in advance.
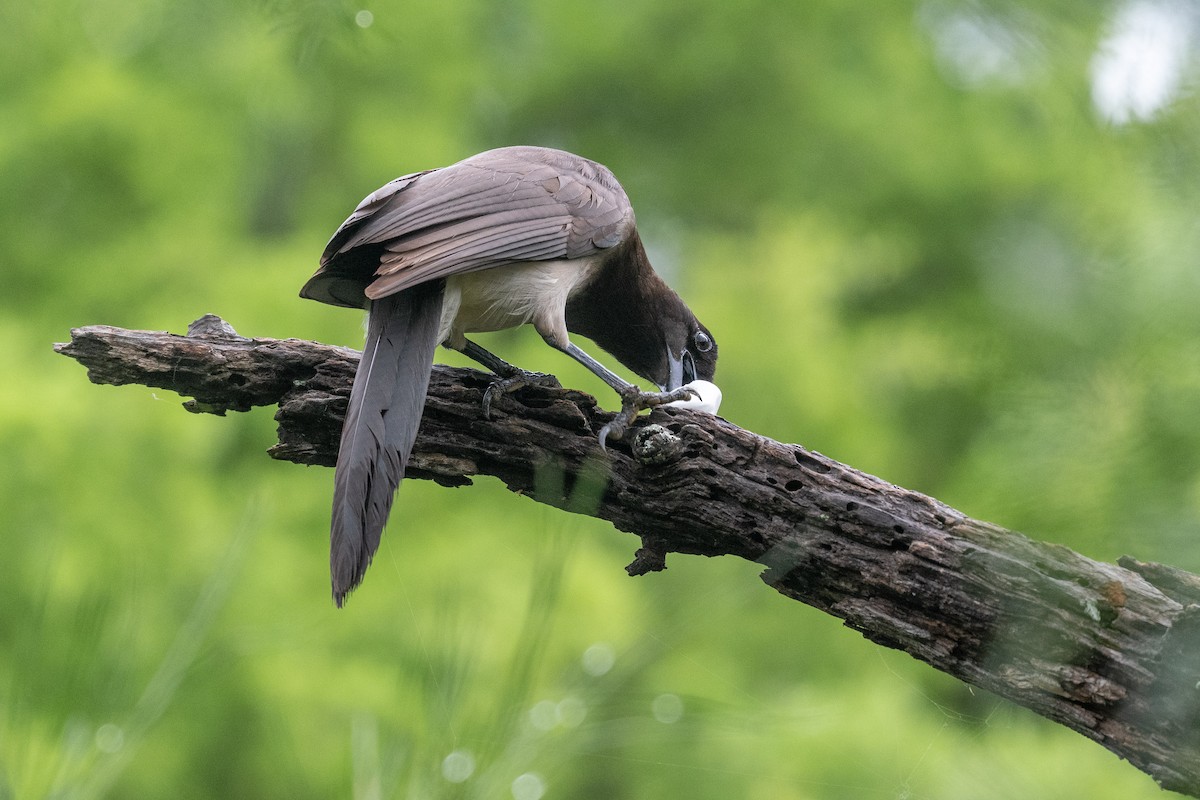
[516,394,555,409]
[794,450,832,473]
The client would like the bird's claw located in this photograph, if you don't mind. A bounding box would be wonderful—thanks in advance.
[598,385,698,451]
[482,370,560,419]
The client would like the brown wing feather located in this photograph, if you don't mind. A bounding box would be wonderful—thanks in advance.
[301,147,634,308]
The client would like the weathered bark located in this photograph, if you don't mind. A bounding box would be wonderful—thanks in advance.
[55,316,1200,796]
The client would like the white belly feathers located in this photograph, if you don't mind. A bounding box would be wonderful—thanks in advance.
[438,257,602,350]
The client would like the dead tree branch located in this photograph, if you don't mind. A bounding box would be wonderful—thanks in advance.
[55,315,1200,796]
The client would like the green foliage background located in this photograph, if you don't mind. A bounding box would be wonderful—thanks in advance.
[4,0,1199,797]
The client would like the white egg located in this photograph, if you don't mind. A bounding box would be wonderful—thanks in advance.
[665,380,722,414]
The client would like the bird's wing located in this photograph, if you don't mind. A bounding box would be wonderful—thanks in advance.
[311,147,634,302]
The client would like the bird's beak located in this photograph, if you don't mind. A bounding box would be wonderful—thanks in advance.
[662,347,696,391]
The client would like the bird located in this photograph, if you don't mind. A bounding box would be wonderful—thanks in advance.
[301,145,718,606]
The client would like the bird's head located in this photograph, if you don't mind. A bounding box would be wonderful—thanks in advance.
[575,286,717,393]
[634,295,717,392]
[563,233,718,394]
[660,316,717,392]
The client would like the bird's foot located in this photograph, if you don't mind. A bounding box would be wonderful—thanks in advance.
[598,385,697,450]
[482,370,561,419]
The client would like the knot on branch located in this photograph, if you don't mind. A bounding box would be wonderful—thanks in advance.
[631,423,683,464]
[187,314,244,339]
[626,539,669,575]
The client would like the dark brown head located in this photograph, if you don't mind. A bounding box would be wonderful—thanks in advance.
[565,232,717,391]
[566,276,717,393]
[651,301,718,391]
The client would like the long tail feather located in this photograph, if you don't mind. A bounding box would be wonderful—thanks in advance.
[330,281,444,606]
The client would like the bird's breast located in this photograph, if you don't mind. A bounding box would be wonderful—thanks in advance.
[438,257,602,348]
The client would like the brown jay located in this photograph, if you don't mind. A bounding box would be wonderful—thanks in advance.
[301,146,718,606]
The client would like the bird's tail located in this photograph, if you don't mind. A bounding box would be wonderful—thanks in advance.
[330,281,444,606]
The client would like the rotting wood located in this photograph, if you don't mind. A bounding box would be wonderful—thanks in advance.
[55,315,1200,797]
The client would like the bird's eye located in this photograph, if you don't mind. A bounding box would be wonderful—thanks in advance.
[694,332,713,353]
